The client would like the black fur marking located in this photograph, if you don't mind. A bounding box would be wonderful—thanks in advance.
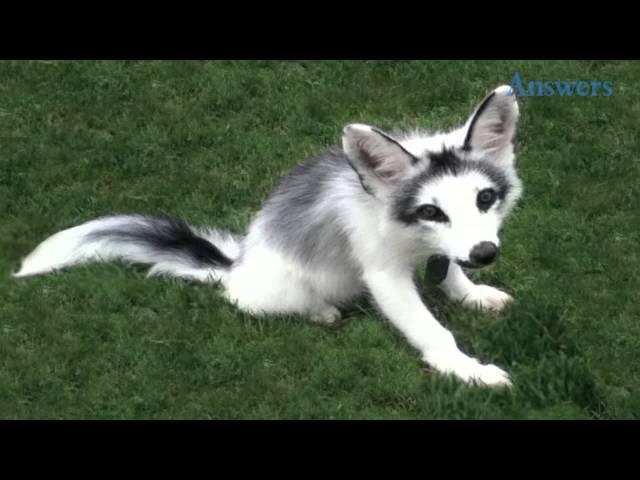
[89,215,233,268]
[428,149,464,173]
[427,149,510,200]
[462,92,496,152]
[393,148,512,224]
[476,188,497,212]
[473,163,510,201]
[415,204,449,223]
[394,177,432,224]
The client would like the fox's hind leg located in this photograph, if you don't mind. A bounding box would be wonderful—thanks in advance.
[222,246,342,324]
[309,306,342,325]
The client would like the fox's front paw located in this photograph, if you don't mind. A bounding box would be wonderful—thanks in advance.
[460,285,513,312]
[310,306,342,325]
[425,349,512,388]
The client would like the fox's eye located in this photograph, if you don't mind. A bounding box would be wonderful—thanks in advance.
[416,204,449,223]
[477,188,497,211]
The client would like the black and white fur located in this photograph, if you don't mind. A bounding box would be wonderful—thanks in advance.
[15,85,522,387]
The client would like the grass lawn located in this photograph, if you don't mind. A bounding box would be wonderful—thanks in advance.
[1,60,638,419]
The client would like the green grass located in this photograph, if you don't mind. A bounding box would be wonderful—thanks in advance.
[1,60,639,419]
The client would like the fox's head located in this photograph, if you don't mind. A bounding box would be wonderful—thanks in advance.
[343,85,523,269]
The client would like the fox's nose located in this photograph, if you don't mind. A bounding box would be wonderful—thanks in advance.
[469,242,499,266]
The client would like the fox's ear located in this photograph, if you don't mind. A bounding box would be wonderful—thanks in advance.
[342,124,417,193]
[463,85,519,165]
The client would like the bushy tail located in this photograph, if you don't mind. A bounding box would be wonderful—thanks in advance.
[13,215,242,283]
